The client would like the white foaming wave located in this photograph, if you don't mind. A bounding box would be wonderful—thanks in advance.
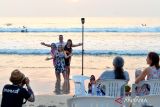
[0,26,160,32]
[0,49,155,56]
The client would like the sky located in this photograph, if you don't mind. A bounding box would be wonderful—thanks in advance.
[0,0,160,17]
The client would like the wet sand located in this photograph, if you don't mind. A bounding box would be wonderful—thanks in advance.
[0,95,72,107]
[0,54,147,94]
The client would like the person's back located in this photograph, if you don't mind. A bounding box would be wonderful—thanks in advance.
[98,56,130,96]
[98,70,129,96]
[99,70,129,81]
[1,84,31,107]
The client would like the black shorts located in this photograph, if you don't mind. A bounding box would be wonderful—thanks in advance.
[65,58,70,66]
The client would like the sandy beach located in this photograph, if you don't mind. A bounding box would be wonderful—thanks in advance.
[0,54,147,94]
[0,53,148,106]
[0,94,72,107]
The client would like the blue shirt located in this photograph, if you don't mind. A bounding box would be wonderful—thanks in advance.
[99,70,130,81]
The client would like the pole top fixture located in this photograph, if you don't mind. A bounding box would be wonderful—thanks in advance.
[81,18,85,24]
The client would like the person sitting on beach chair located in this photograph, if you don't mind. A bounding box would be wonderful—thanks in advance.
[98,56,130,96]
[1,69,35,107]
[98,56,130,81]
[88,75,105,96]
[135,52,160,95]
[88,75,96,94]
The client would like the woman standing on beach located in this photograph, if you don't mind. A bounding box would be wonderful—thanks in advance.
[64,39,82,79]
[64,39,73,79]
[46,45,72,81]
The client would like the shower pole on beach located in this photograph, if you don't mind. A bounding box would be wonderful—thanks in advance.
[81,18,85,75]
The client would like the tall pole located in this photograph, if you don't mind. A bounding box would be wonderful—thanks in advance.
[81,18,85,75]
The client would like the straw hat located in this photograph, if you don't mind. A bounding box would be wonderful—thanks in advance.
[10,69,25,85]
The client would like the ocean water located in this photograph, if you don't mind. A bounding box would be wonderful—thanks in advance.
[0,17,160,56]
[0,17,160,94]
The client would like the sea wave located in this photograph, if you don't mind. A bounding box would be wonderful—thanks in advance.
[0,49,154,56]
[0,26,160,32]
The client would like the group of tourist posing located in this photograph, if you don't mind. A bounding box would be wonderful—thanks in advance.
[41,35,82,81]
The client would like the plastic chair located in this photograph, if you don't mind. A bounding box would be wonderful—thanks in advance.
[132,79,160,96]
[72,75,90,96]
[67,96,128,107]
[97,79,127,97]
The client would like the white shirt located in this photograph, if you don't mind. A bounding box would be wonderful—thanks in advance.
[55,42,66,48]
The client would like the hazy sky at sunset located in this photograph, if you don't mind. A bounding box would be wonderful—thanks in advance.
[0,0,160,17]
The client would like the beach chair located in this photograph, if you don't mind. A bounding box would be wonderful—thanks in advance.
[96,79,127,97]
[132,79,160,96]
[67,96,129,107]
[71,75,90,96]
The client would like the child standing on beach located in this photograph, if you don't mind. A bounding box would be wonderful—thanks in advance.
[88,75,96,94]
[41,42,57,66]
[50,43,57,66]
[46,45,72,81]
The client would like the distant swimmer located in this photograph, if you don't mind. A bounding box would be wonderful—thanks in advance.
[21,26,28,32]
[5,23,12,26]
[141,24,147,27]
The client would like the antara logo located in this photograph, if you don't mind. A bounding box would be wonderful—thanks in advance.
[3,88,20,94]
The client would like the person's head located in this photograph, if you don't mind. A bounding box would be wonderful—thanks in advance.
[51,43,57,50]
[113,56,125,79]
[66,39,72,47]
[58,45,64,52]
[59,35,63,42]
[113,56,124,68]
[10,69,25,86]
[90,75,96,83]
[146,52,160,69]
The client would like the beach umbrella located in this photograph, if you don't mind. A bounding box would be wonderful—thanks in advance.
[81,18,85,75]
